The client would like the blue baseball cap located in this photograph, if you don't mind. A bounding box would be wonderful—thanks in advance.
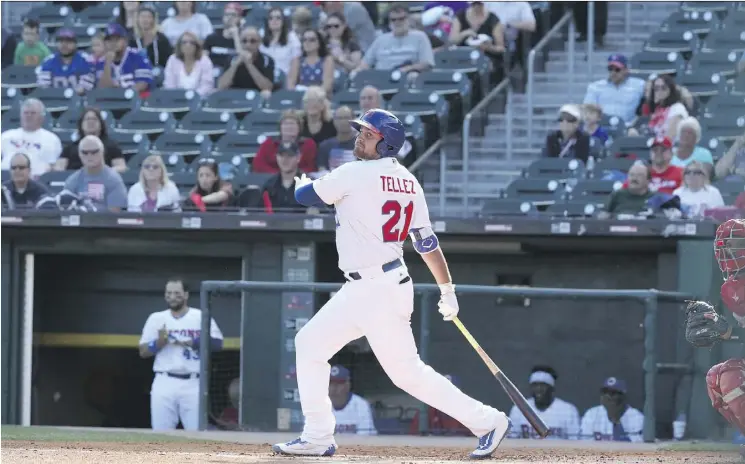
[56,28,77,41]
[608,54,628,69]
[602,376,627,393]
[330,365,350,382]
[105,23,128,38]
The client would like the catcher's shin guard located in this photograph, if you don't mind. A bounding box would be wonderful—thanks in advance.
[707,359,745,435]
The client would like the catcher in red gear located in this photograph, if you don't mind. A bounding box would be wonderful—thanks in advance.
[685,219,745,435]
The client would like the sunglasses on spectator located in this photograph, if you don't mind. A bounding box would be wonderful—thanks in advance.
[143,163,160,170]
[269,14,283,20]
[607,66,622,73]
[80,149,101,155]
[303,36,318,43]
[684,170,704,176]
[10,164,28,170]
[390,16,407,23]
[558,116,578,123]
[241,37,259,44]
[653,85,668,91]
[325,23,341,30]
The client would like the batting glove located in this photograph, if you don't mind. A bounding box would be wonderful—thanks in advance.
[294,173,312,189]
[438,283,459,321]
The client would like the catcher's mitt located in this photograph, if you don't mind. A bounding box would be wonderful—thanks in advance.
[685,300,732,348]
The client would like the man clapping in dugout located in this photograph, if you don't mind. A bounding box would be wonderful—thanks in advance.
[508,366,581,439]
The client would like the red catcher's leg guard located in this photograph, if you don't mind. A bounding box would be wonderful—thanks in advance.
[707,359,745,435]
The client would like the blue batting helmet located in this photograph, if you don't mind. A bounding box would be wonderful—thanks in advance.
[350,109,406,158]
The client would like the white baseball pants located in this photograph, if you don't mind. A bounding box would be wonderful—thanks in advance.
[150,373,200,430]
[295,267,502,445]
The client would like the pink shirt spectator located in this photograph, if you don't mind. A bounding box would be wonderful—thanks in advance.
[163,54,215,97]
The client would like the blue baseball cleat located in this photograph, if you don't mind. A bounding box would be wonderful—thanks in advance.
[469,413,512,460]
[272,437,337,457]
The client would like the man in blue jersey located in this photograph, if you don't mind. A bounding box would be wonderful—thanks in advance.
[97,23,153,93]
[37,28,96,95]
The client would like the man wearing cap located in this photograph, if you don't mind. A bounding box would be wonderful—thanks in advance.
[97,23,154,93]
[543,104,590,164]
[600,162,654,218]
[204,3,243,70]
[580,377,644,442]
[583,54,645,125]
[217,26,274,97]
[259,141,314,214]
[37,28,96,95]
[327,365,377,435]
[508,366,580,440]
[648,136,683,195]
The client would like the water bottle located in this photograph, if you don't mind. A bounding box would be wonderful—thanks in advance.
[673,412,686,440]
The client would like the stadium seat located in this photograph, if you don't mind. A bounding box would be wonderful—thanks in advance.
[168,171,197,194]
[714,178,745,197]
[680,1,733,13]
[399,113,426,157]
[567,180,623,204]
[628,51,685,77]
[591,157,635,179]
[213,132,265,159]
[201,89,262,114]
[661,10,720,35]
[1,65,39,91]
[2,106,54,130]
[545,200,599,217]
[244,6,269,28]
[72,3,119,28]
[25,4,71,28]
[264,89,305,113]
[108,131,150,158]
[722,9,745,30]
[241,172,274,189]
[686,50,742,78]
[523,158,586,180]
[643,30,697,54]
[389,91,449,138]
[333,68,349,94]
[202,4,227,28]
[702,94,745,119]
[140,88,202,115]
[1,88,22,113]
[1,170,9,183]
[331,89,361,112]
[238,111,281,137]
[28,87,82,114]
[48,25,102,48]
[114,109,176,139]
[732,74,745,96]
[503,178,562,204]
[608,136,653,159]
[150,133,211,158]
[480,199,536,217]
[52,107,113,134]
[700,113,745,142]
[347,70,406,98]
[175,109,239,140]
[434,47,491,76]
[38,170,74,193]
[85,87,139,118]
[676,71,725,99]
[701,28,745,54]
[410,70,473,124]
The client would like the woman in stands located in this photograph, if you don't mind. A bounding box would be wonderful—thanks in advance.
[672,116,714,173]
[543,104,590,164]
[116,1,140,33]
[301,86,337,146]
[183,159,234,212]
[252,109,317,174]
[286,29,335,96]
[54,107,126,173]
[672,160,724,218]
[127,155,181,212]
[163,31,214,96]
[260,7,301,76]
[130,3,172,68]
[322,12,362,73]
[160,1,214,47]
[644,74,689,140]
[448,1,505,82]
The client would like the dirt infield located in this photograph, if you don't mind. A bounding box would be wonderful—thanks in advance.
[3,439,742,464]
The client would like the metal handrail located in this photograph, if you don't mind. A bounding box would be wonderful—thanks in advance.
[527,12,575,140]
[406,137,446,215]
[461,78,510,212]
[408,137,444,174]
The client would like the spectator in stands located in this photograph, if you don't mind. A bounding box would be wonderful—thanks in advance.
[2,29,19,70]
[486,0,536,61]
[321,2,377,53]
[183,158,233,212]
[260,6,302,76]
[356,3,434,77]
[583,54,645,125]
[323,12,362,73]
[643,74,688,140]
[639,77,694,117]
[89,32,107,71]
[572,2,607,47]
[98,23,154,93]
[259,142,312,214]
[287,30,335,95]
[328,365,377,435]
[56,108,126,172]
[714,131,745,181]
[580,377,644,442]
[301,86,337,146]
[253,109,317,174]
[648,136,682,195]
[449,1,506,78]
[359,85,381,115]
[217,26,274,98]
[291,7,314,38]
[508,366,580,440]
[580,104,609,145]
[163,31,214,97]
[672,117,714,173]
[409,12,447,52]
[673,161,724,218]
[1,99,62,177]
[160,1,214,47]
[203,3,242,71]
[409,374,470,436]
[316,106,357,173]
[130,3,173,69]
[37,28,96,95]
[1,153,50,209]
[116,1,140,33]
[127,155,181,212]
[600,163,654,218]
[63,135,128,211]
[14,19,51,66]
[543,104,589,164]
[215,378,241,430]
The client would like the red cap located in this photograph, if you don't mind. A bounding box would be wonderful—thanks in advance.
[651,136,672,149]
[224,2,243,14]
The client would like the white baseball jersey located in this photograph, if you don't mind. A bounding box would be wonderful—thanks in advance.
[333,394,378,435]
[313,157,429,272]
[580,405,644,442]
[509,397,581,439]
[139,307,224,374]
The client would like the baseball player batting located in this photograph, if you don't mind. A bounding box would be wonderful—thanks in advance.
[685,218,745,443]
[271,109,512,459]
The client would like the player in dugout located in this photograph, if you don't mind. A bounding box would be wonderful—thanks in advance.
[328,365,377,435]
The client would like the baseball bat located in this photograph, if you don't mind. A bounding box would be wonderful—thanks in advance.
[451,316,550,438]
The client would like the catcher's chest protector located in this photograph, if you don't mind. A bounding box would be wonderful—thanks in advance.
[707,359,745,435]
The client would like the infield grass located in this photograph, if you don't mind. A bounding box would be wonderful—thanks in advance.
[0,425,216,443]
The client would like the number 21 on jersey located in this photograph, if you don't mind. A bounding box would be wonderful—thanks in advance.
[382,200,413,243]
